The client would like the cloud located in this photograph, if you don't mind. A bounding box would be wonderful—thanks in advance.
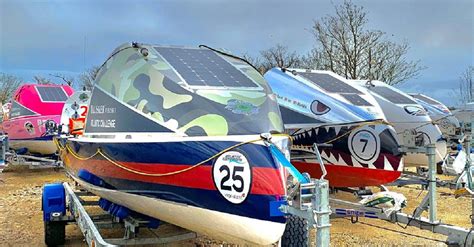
[0,0,472,106]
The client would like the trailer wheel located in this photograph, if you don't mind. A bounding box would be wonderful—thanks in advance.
[44,221,65,246]
[281,215,308,247]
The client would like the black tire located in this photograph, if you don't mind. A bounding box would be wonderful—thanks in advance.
[436,161,443,175]
[44,221,65,246]
[281,215,309,247]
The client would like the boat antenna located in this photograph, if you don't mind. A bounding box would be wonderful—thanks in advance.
[96,42,138,73]
[198,44,262,74]
[366,80,375,87]
[280,67,298,76]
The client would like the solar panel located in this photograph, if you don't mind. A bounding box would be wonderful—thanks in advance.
[36,86,68,102]
[410,94,440,105]
[370,86,417,104]
[300,72,362,94]
[341,93,373,106]
[155,47,258,88]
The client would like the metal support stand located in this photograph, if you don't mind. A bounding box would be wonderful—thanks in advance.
[312,143,331,247]
[464,130,473,190]
[313,179,330,247]
[0,135,7,171]
[332,140,474,246]
[426,144,437,223]
[281,179,331,247]
[279,143,331,247]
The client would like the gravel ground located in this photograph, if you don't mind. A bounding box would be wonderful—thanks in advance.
[0,168,471,246]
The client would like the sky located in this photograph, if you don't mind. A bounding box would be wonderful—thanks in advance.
[0,0,473,106]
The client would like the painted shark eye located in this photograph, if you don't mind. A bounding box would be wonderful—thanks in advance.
[310,100,331,115]
[404,105,427,116]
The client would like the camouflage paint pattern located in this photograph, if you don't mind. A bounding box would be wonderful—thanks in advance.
[93,43,283,136]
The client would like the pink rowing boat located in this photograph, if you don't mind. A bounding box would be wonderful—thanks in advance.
[0,84,74,155]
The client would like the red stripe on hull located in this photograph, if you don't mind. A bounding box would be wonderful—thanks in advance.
[292,161,401,187]
[63,154,285,196]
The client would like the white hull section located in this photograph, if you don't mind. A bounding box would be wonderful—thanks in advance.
[349,80,448,167]
[72,176,286,245]
[9,140,57,155]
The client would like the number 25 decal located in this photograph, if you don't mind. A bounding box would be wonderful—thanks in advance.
[219,165,244,192]
[213,151,252,204]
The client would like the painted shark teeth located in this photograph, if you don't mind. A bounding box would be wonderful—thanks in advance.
[398,158,404,171]
[327,151,338,164]
[383,156,394,171]
[367,161,377,169]
[320,149,329,161]
[351,156,363,168]
[336,154,347,166]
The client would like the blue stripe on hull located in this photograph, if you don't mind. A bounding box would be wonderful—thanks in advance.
[10,135,54,141]
[69,140,278,168]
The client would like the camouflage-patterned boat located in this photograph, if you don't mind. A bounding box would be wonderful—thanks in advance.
[58,43,289,245]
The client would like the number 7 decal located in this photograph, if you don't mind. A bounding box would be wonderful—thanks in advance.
[360,138,368,153]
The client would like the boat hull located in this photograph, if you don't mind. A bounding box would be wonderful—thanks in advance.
[72,175,286,245]
[60,136,287,245]
[1,115,60,155]
[8,138,57,155]
[291,123,403,187]
[292,161,401,187]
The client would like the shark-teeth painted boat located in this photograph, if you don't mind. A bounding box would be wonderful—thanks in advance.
[408,93,460,137]
[350,80,447,167]
[264,68,403,187]
[58,43,290,245]
[0,84,74,155]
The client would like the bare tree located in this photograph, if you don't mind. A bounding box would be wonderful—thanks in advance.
[307,1,424,85]
[78,66,100,91]
[50,73,75,86]
[33,76,54,85]
[300,48,326,71]
[459,66,474,104]
[258,44,302,73]
[242,53,265,74]
[0,73,22,104]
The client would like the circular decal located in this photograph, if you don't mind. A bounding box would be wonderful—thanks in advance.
[24,121,35,135]
[212,151,252,204]
[348,126,380,165]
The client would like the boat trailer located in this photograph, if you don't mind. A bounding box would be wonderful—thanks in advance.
[0,135,62,171]
[40,139,333,247]
[40,128,474,246]
[42,182,198,246]
[331,124,474,246]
